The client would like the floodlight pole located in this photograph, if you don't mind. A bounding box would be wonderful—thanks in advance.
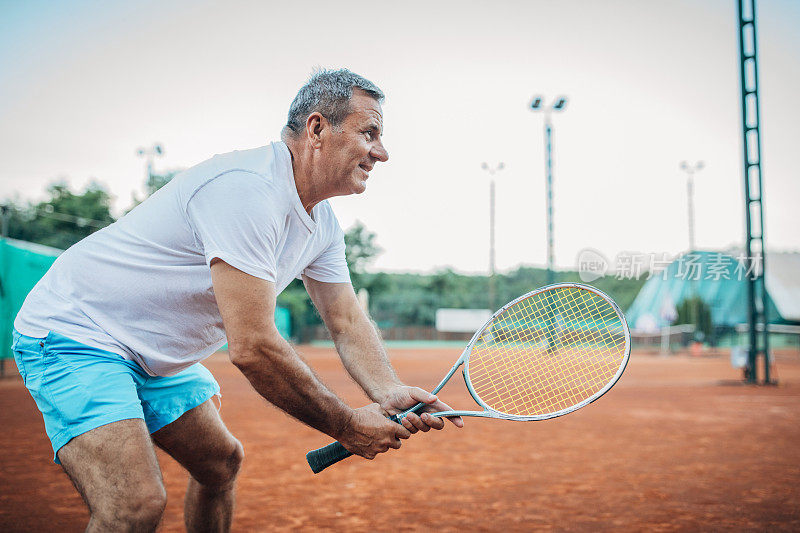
[530,96,568,285]
[545,116,554,285]
[481,162,505,310]
[679,161,704,341]
[679,161,704,253]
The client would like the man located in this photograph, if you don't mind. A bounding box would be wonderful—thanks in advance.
[12,69,462,532]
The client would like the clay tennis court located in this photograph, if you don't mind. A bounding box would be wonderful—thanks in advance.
[1,346,799,531]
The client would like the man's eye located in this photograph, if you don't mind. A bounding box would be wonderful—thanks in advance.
[363,131,373,140]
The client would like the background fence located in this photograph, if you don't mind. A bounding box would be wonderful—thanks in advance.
[0,239,61,367]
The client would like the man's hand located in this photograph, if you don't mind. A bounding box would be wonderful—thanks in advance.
[337,404,412,459]
[379,386,465,433]
[302,279,463,439]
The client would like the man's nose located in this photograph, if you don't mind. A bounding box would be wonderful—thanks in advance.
[372,140,389,163]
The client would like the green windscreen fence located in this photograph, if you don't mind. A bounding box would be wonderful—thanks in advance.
[0,238,61,361]
[1,238,291,363]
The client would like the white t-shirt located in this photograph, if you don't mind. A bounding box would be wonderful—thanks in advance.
[15,142,350,376]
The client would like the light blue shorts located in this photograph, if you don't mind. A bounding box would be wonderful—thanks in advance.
[11,329,221,463]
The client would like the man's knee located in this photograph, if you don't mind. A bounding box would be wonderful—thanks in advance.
[125,484,168,526]
[192,437,244,489]
[93,483,167,529]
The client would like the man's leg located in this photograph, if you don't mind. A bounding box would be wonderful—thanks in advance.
[151,400,244,533]
[57,419,167,532]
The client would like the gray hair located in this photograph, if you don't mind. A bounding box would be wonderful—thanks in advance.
[284,68,384,136]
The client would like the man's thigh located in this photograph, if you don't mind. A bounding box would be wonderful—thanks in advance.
[57,418,165,512]
[151,400,243,487]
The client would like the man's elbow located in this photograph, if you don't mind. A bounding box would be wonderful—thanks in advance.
[327,310,367,341]
[228,333,285,372]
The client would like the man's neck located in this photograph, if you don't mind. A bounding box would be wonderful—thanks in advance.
[284,138,324,214]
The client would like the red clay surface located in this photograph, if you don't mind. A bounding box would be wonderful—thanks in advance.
[1,346,799,532]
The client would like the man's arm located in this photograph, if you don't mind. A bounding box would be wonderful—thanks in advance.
[303,276,463,432]
[210,259,411,458]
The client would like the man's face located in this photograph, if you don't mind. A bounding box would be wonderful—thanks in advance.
[321,90,389,196]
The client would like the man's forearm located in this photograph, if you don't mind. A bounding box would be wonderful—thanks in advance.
[330,312,403,404]
[231,338,354,439]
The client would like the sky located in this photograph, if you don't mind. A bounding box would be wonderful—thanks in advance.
[1,0,798,274]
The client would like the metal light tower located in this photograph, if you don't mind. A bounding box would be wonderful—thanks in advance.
[136,143,164,184]
[737,0,771,384]
[481,162,505,310]
[679,160,704,253]
[530,96,568,285]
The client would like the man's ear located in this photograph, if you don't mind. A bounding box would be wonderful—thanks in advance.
[306,112,325,149]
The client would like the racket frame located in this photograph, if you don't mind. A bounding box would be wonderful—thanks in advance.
[395,282,631,423]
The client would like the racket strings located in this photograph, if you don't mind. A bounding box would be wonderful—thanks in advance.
[500,290,623,413]
[467,286,627,417]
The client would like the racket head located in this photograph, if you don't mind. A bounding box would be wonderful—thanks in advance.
[460,283,630,421]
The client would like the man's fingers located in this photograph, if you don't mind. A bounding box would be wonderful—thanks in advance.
[400,417,419,434]
[404,412,431,432]
[420,412,446,430]
[378,386,464,435]
[407,386,438,405]
[394,423,412,440]
[421,399,464,428]
[445,415,465,428]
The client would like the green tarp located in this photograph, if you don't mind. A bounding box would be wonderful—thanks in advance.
[625,250,781,331]
[0,238,61,360]
[1,238,291,362]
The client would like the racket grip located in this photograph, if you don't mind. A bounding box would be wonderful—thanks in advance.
[306,442,353,474]
[306,414,403,474]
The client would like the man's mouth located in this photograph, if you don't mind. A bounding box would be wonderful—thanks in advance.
[358,163,373,175]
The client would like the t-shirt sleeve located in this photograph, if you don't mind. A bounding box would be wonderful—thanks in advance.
[303,221,351,284]
[185,171,283,282]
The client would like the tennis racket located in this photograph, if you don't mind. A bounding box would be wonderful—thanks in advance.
[306,282,630,474]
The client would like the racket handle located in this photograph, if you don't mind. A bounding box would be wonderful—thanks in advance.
[306,414,402,474]
[306,442,352,474]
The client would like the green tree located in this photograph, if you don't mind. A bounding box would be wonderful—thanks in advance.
[276,218,382,341]
[145,171,178,195]
[3,181,115,249]
[127,171,180,213]
[676,296,713,341]
[344,220,382,290]
[276,278,321,342]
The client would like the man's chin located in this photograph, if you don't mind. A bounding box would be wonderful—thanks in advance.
[352,180,367,194]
